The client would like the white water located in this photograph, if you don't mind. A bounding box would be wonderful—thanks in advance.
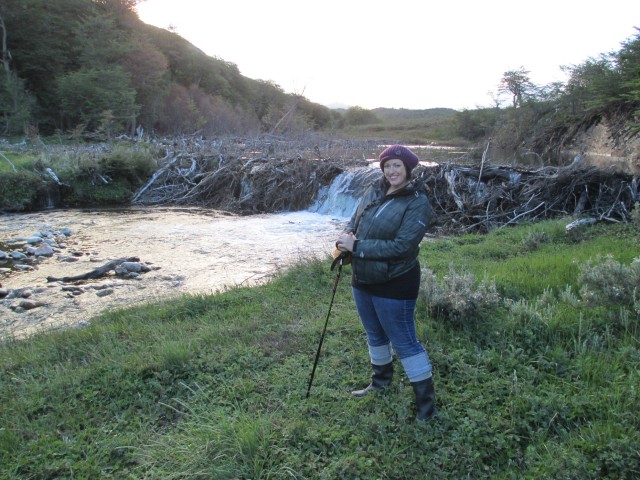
[0,166,399,338]
[309,168,380,217]
[0,206,355,339]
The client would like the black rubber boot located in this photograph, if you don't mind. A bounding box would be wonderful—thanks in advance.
[351,362,394,397]
[411,377,437,421]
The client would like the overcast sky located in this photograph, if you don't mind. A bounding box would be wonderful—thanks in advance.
[136,0,639,111]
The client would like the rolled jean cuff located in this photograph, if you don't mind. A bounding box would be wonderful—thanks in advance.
[400,352,432,382]
[368,343,394,365]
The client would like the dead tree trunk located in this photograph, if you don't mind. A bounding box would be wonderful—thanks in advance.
[0,13,9,74]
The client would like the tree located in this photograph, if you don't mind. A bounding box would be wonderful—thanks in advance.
[299,100,332,130]
[0,70,33,134]
[94,0,141,15]
[0,9,8,73]
[74,13,131,66]
[453,108,497,141]
[615,29,640,122]
[249,80,288,124]
[0,0,95,132]
[564,57,619,116]
[0,10,33,134]
[499,68,536,108]
[343,106,380,126]
[57,66,138,132]
[120,37,169,129]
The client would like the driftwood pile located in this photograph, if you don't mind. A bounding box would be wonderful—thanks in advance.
[133,137,367,213]
[134,154,343,213]
[133,137,638,233]
[418,162,638,232]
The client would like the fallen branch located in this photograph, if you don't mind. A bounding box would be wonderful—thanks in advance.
[132,154,179,203]
[0,151,16,172]
[47,257,139,283]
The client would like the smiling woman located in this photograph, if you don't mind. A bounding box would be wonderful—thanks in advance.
[334,144,437,421]
[379,145,419,194]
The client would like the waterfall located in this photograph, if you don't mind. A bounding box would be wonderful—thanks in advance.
[36,183,60,210]
[309,167,382,218]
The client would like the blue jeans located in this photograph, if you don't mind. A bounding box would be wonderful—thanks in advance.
[352,286,432,382]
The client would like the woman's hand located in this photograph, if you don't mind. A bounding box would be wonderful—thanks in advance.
[336,232,356,252]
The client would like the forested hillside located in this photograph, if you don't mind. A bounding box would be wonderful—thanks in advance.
[0,0,336,137]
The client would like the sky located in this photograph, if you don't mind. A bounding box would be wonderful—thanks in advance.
[135,0,640,111]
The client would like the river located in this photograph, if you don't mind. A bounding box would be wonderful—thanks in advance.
[0,207,350,339]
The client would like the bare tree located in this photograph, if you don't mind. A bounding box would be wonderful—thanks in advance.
[0,12,10,74]
[499,67,536,108]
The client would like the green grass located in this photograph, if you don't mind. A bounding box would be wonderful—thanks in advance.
[1,220,639,478]
[0,151,39,172]
[424,220,640,299]
[336,110,465,147]
[0,144,158,210]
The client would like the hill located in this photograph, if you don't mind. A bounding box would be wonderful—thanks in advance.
[372,107,457,121]
[0,0,333,137]
[1,1,638,172]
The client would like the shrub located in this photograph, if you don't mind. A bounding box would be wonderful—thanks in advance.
[631,201,640,225]
[420,264,502,324]
[578,255,640,310]
[0,170,43,211]
[99,148,156,185]
[65,178,133,205]
[521,229,548,250]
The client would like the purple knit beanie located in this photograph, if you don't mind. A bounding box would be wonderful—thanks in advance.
[379,145,420,173]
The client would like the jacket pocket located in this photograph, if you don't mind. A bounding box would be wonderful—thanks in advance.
[353,259,390,285]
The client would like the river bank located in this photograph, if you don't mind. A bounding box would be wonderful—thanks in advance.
[0,207,347,340]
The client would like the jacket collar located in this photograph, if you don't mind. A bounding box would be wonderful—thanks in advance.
[378,178,423,198]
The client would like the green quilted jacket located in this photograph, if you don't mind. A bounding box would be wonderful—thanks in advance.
[347,178,433,285]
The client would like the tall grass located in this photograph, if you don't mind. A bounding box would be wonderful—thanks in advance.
[0,144,158,210]
[1,219,638,478]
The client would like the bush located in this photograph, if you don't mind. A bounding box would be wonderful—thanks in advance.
[631,202,640,225]
[420,264,502,324]
[65,178,133,205]
[99,148,156,185]
[49,146,156,207]
[0,145,158,209]
[0,170,43,211]
[578,255,640,311]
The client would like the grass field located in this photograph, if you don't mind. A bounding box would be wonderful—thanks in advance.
[1,218,638,478]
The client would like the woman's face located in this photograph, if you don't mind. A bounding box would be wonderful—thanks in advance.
[383,159,408,191]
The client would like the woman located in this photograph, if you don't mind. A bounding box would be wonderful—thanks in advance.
[335,144,436,421]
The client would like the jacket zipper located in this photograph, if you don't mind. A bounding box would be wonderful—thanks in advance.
[374,198,394,218]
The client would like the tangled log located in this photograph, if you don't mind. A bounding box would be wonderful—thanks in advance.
[418,162,638,232]
[133,136,361,213]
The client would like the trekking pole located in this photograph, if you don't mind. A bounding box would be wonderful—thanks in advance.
[306,253,346,398]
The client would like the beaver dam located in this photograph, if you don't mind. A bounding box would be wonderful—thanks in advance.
[129,137,639,233]
[1,136,638,337]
